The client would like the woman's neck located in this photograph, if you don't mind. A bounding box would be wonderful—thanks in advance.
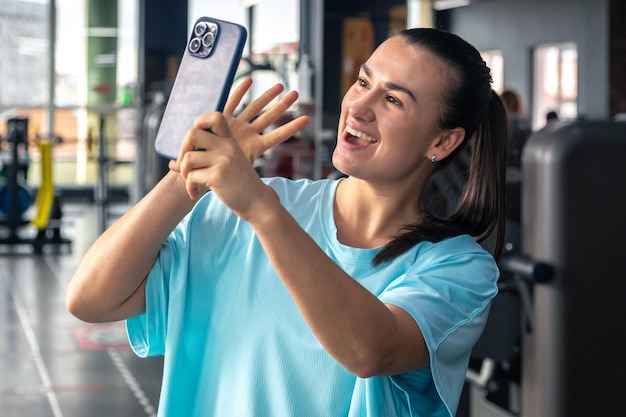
[333,177,423,249]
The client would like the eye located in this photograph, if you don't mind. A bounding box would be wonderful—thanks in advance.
[386,95,402,106]
[356,77,368,88]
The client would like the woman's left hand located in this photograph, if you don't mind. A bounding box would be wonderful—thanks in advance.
[223,77,310,164]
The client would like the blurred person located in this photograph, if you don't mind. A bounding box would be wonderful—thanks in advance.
[500,89,531,169]
[546,110,559,124]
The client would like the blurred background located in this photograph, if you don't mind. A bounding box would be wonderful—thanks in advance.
[0,0,622,207]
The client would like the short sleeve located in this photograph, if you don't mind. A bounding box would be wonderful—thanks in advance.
[379,237,499,415]
[126,218,191,358]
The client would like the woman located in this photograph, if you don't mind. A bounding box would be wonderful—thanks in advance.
[67,27,507,417]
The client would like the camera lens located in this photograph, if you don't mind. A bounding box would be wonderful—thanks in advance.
[189,37,202,53]
[194,22,208,36]
[202,32,215,48]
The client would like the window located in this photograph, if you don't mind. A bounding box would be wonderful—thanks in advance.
[480,50,504,94]
[0,1,48,110]
[532,42,578,130]
[0,0,140,187]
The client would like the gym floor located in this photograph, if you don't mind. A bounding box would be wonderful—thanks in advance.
[0,200,164,417]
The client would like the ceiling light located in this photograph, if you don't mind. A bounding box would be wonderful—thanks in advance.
[433,0,471,11]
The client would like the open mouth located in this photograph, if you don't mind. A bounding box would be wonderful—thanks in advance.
[345,126,377,145]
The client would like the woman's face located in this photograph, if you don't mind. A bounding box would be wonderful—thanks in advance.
[333,36,453,185]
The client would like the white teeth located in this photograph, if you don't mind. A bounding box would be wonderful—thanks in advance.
[346,126,375,142]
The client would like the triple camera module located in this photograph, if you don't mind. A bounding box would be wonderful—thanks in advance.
[188,20,218,58]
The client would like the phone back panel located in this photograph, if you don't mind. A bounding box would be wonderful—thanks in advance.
[154,17,247,160]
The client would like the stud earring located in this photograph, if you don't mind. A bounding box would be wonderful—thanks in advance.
[431,154,437,163]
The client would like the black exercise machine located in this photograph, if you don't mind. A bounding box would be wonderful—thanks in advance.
[0,117,71,253]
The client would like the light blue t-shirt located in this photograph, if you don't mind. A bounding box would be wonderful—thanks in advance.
[126,177,499,417]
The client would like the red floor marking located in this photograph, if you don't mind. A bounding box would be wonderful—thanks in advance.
[13,384,107,395]
[71,322,131,351]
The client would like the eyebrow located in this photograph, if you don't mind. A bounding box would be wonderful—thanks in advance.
[361,64,417,102]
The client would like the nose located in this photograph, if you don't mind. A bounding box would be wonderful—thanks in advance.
[346,90,375,123]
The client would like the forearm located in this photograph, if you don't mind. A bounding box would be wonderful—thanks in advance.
[66,171,196,322]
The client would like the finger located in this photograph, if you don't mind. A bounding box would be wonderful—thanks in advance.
[183,158,216,200]
[184,160,212,199]
[224,77,253,116]
[192,112,233,139]
[237,83,285,122]
[249,90,301,131]
[176,114,232,180]
[176,129,202,169]
[178,144,214,185]
[186,175,203,200]
[168,159,180,173]
[260,115,310,148]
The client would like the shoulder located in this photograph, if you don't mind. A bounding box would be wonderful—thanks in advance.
[385,235,500,316]
[384,235,499,308]
[418,235,497,270]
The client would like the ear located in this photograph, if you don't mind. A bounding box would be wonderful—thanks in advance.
[427,127,465,162]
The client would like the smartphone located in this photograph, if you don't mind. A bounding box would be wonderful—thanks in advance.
[154,16,247,160]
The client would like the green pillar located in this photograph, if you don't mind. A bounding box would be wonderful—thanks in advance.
[84,0,118,187]
[86,1,118,105]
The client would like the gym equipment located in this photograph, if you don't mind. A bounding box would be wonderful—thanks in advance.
[30,140,71,253]
[521,120,626,416]
[31,141,54,229]
[0,117,33,242]
[0,178,34,218]
[0,117,71,252]
[466,120,626,416]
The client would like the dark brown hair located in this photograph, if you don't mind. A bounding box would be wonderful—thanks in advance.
[373,28,508,265]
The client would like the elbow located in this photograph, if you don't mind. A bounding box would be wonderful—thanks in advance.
[351,365,379,379]
[66,292,95,323]
[65,299,86,322]
[66,296,110,323]
[66,274,146,323]
[65,280,104,323]
[342,349,392,379]
[340,342,429,378]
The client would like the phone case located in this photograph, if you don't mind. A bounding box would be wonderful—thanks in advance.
[154,16,247,160]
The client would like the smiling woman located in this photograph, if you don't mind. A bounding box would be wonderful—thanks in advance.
[67,26,508,417]
[333,40,454,184]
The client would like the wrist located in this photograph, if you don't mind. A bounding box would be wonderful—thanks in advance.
[266,184,280,201]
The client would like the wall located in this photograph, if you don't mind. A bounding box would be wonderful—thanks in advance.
[322,0,405,126]
[448,0,609,123]
[609,0,626,117]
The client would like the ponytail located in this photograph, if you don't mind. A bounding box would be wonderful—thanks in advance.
[456,91,507,259]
